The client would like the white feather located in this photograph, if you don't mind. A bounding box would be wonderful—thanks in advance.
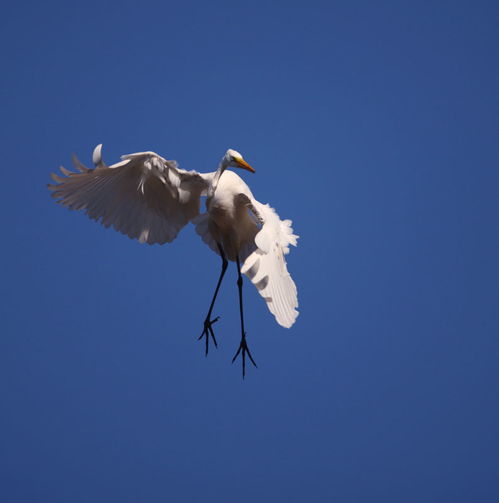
[241,201,299,328]
[49,146,207,245]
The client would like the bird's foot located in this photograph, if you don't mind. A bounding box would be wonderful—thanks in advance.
[232,334,257,378]
[198,317,220,356]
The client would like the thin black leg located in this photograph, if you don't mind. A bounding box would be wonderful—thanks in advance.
[198,243,228,356]
[232,255,257,377]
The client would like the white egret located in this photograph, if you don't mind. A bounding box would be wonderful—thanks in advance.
[49,145,299,376]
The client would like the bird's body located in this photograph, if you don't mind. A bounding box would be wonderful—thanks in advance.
[49,145,299,375]
[205,170,257,261]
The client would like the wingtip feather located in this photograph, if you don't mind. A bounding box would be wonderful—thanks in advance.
[92,144,106,168]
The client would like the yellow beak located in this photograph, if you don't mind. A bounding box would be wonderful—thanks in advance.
[236,158,255,173]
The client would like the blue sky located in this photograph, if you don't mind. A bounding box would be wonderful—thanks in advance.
[1,1,498,501]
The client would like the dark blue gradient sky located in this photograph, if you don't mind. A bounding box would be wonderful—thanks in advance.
[1,1,498,501]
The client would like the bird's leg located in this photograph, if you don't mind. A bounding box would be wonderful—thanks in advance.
[198,244,227,356]
[232,256,257,378]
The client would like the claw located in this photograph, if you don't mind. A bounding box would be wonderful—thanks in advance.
[232,334,257,378]
[198,317,220,356]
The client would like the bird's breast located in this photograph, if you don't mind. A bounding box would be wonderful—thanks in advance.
[207,196,236,229]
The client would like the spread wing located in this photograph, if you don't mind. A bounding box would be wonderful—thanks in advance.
[240,198,299,328]
[49,145,211,245]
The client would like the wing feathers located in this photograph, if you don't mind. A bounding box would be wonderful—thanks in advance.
[241,200,299,328]
[49,145,209,245]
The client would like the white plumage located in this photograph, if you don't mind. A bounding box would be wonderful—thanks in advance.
[49,145,299,374]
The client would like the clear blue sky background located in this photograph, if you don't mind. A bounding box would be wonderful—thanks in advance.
[1,1,498,501]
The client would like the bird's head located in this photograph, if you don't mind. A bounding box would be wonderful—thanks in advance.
[221,149,255,173]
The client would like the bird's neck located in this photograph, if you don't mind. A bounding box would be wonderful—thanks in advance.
[208,162,227,197]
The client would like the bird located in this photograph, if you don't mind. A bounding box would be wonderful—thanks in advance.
[49,145,299,376]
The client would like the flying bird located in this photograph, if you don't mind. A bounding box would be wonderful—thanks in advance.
[49,145,299,376]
